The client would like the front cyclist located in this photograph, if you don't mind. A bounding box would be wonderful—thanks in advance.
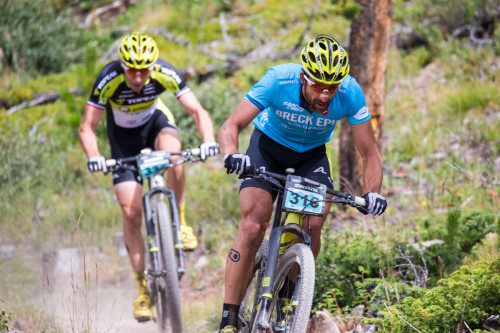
[217,34,387,332]
[78,32,219,322]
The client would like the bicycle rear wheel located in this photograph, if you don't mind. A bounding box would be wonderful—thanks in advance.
[156,200,183,333]
[239,239,269,331]
[265,243,315,333]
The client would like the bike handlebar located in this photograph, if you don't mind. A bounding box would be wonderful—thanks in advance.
[104,147,202,172]
[242,165,367,209]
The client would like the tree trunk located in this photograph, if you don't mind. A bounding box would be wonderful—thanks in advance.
[338,0,393,194]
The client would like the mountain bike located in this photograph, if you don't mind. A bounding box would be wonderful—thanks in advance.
[238,166,367,333]
[105,147,204,333]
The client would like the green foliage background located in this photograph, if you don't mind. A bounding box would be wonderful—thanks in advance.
[0,0,499,331]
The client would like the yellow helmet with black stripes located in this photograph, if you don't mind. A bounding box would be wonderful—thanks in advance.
[119,32,159,69]
[301,35,350,85]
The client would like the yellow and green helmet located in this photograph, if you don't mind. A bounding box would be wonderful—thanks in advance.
[118,32,159,69]
[301,34,350,85]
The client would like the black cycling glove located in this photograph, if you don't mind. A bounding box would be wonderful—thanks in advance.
[224,153,251,175]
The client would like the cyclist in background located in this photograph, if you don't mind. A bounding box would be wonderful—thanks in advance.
[216,34,387,332]
[78,32,219,322]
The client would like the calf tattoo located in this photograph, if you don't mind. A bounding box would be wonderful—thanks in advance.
[228,248,241,262]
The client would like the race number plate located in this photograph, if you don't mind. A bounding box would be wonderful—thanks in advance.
[283,175,326,216]
[137,152,171,178]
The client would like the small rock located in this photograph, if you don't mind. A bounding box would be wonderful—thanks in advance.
[307,311,341,333]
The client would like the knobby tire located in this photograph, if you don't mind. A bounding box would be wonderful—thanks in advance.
[156,201,183,333]
[247,243,315,333]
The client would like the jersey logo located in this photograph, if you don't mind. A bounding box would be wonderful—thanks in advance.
[353,106,370,120]
[314,167,327,175]
[260,110,268,127]
[321,109,330,115]
[116,98,125,105]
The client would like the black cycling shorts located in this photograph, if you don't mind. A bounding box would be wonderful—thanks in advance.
[240,128,334,201]
[107,109,177,185]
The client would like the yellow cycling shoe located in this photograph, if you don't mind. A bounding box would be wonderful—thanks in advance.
[133,294,152,322]
[180,225,198,251]
[218,325,238,333]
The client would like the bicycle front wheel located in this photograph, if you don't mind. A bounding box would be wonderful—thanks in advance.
[266,243,315,333]
[156,201,183,333]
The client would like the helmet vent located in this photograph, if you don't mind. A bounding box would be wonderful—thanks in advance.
[321,54,327,66]
[342,56,347,66]
[308,52,316,63]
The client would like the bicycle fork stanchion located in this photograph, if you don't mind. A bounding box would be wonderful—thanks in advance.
[143,193,162,276]
[255,224,312,330]
[144,187,187,279]
[163,189,187,279]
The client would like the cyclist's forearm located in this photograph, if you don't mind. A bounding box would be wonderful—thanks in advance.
[79,104,104,158]
[362,152,383,194]
[79,129,101,158]
[218,123,240,155]
[219,99,260,155]
[193,109,216,142]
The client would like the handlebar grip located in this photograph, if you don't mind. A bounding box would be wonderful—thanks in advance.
[190,148,201,156]
[106,159,117,167]
[354,196,367,207]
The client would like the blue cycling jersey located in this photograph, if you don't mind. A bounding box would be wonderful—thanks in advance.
[247,63,370,153]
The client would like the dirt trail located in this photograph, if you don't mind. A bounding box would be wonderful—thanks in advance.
[40,246,224,333]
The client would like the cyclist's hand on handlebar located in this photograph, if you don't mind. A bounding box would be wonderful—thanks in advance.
[224,153,250,175]
[87,156,108,174]
[199,142,219,162]
[358,192,387,216]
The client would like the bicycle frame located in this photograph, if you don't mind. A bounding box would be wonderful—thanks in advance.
[241,166,367,332]
[105,147,203,332]
[253,188,313,330]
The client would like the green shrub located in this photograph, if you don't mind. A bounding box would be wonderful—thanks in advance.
[394,210,497,282]
[313,228,392,311]
[367,259,500,332]
[0,310,13,332]
[0,0,89,75]
[457,211,497,252]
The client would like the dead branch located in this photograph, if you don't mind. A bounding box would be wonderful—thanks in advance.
[219,12,237,53]
[5,88,83,115]
[82,0,126,28]
[392,245,429,288]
